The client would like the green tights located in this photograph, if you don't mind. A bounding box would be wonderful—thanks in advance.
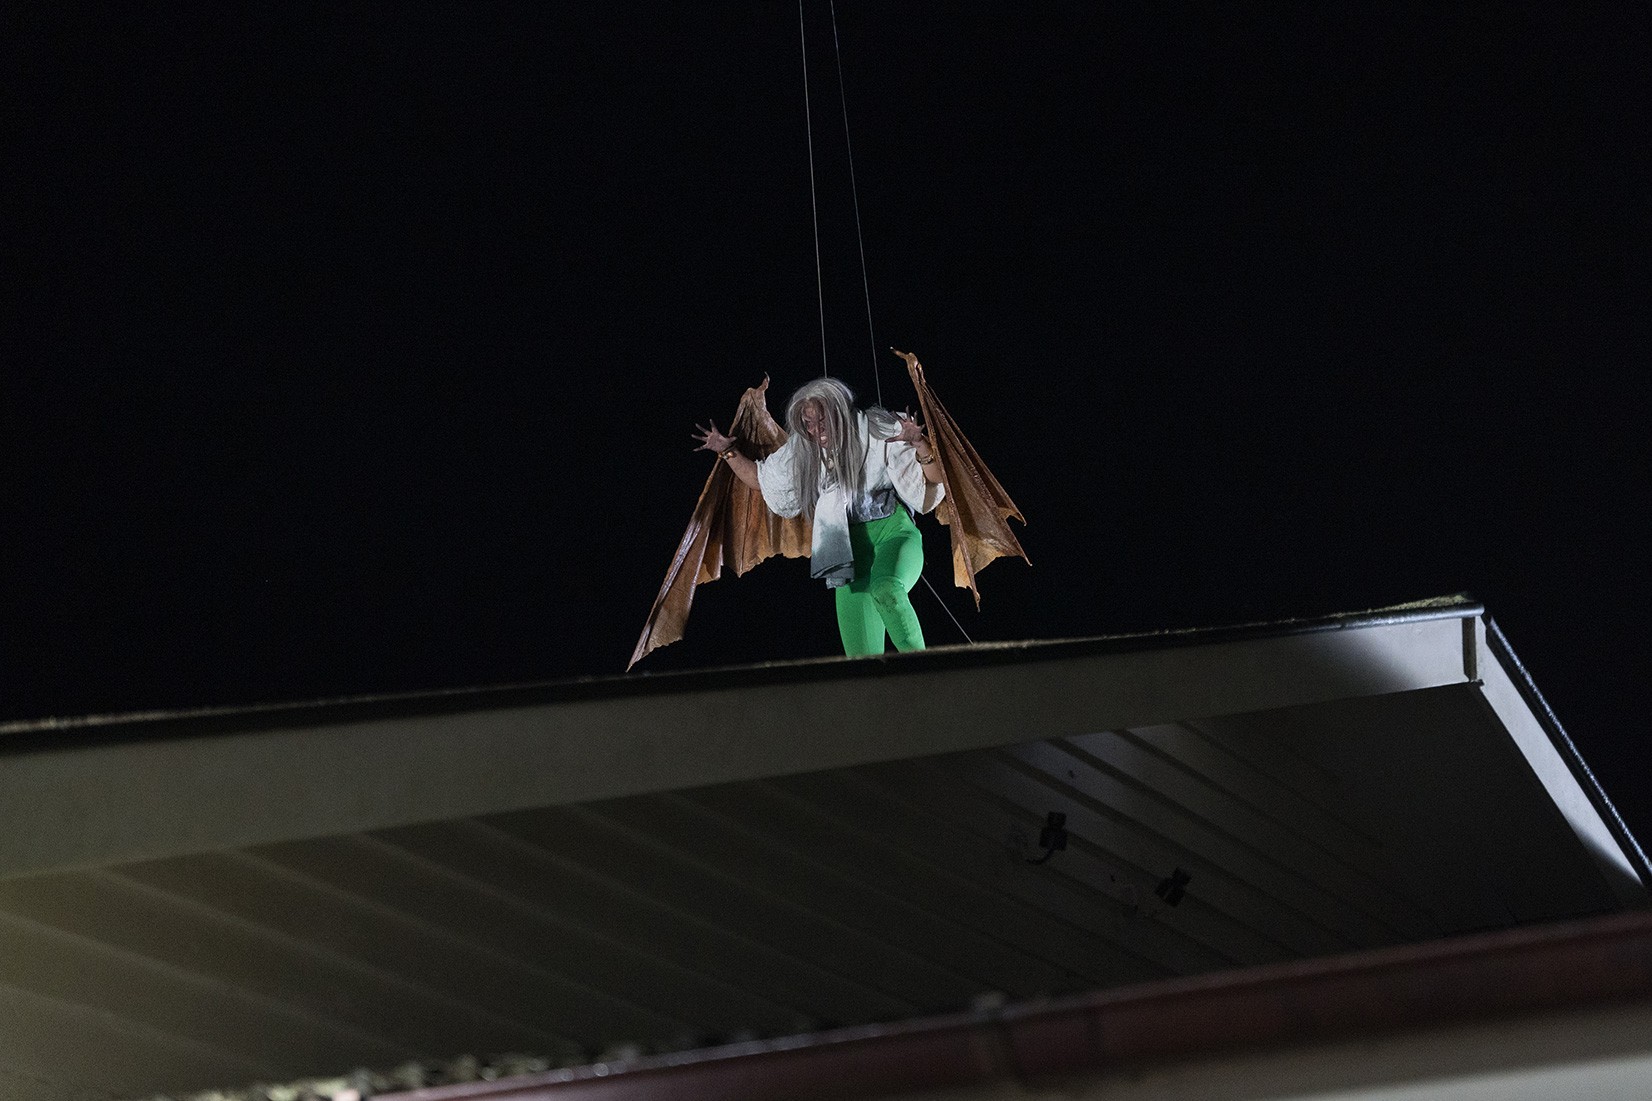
[834,509,927,656]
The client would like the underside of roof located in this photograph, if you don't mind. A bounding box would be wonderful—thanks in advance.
[0,597,1645,1099]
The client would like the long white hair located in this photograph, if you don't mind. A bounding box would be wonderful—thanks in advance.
[784,377,898,518]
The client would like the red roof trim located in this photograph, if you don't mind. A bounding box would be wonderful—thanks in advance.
[387,909,1652,1101]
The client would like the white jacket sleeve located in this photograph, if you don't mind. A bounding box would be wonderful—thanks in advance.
[756,436,804,518]
[883,439,946,515]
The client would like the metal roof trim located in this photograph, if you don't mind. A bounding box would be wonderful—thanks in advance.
[1483,615,1652,890]
[1,595,1486,751]
[378,909,1652,1101]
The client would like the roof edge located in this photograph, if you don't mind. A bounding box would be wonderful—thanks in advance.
[383,909,1652,1101]
[1,594,1485,747]
[1484,615,1652,889]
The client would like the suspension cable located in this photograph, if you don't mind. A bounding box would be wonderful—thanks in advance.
[921,573,973,643]
[828,0,881,406]
[798,0,829,376]
[806,2,972,644]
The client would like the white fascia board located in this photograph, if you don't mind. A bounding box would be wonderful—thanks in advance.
[1468,616,1650,903]
[0,611,1476,880]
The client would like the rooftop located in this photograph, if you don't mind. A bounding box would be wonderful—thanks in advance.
[1,596,1644,1099]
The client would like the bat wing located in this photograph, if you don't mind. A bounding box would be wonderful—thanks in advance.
[628,376,810,669]
[896,350,1028,608]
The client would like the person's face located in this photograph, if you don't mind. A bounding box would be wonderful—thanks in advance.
[800,400,831,447]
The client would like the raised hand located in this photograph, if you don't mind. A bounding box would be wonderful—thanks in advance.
[893,408,926,445]
[692,421,735,455]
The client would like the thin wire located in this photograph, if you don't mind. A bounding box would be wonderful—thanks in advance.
[798,0,829,377]
[822,2,964,644]
[922,573,974,643]
[828,0,881,407]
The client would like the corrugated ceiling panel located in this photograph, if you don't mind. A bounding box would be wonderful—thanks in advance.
[247,835,697,1044]
[475,806,921,1027]
[1247,687,1624,929]
[836,759,1249,974]
[114,852,585,1055]
[681,780,1124,990]
[1134,719,1423,904]
[0,981,260,1101]
[365,820,818,1039]
[1060,728,1435,938]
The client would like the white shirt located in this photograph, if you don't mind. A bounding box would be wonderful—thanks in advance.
[757,412,945,586]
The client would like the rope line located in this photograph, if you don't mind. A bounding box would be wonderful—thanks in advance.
[804,2,972,645]
[829,0,882,407]
[798,0,829,376]
[922,573,974,644]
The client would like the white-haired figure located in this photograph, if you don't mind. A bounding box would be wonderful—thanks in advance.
[694,376,946,655]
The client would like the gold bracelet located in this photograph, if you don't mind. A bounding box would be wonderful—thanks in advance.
[720,444,739,460]
[917,452,935,465]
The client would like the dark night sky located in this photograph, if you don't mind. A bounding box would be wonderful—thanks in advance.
[5,5,1648,837]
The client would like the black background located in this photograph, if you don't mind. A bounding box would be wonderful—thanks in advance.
[6,4,1647,840]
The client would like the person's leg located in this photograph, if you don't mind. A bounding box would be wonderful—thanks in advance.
[864,510,927,651]
[835,586,886,655]
[836,521,887,655]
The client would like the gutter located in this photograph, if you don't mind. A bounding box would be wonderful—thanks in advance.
[385,909,1652,1101]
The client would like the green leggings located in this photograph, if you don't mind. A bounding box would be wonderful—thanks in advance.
[834,508,927,656]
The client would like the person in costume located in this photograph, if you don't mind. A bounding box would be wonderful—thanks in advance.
[692,376,945,656]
